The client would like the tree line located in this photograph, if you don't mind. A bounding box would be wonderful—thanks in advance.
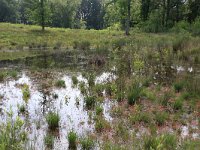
[0,0,200,34]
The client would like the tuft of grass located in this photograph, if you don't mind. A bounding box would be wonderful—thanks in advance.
[55,79,66,88]
[84,96,96,110]
[46,112,60,130]
[127,83,143,105]
[95,105,103,116]
[0,72,6,81]
[44,134,54,149]
[19,105,26,114]
[80,137,95,150]
[173,81,185,93]
[154,112,169,126]
[173,98,183,111]
[22,84,30,103]
[95,116,110,132]
[129,111,151,124]
[68,131,77,149]
[72,76,78,86]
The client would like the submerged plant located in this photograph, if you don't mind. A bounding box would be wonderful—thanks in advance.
[46,112,60,130]
[68,131,77,149]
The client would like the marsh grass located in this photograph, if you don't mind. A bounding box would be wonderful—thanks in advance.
[55,80,66,88]
[22,84,30,103]
[68,131,77,149]
[44,134,54,149]
[46,112,60,130]
[80,137,95,150]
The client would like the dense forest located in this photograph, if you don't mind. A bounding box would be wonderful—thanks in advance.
[1,0,200,34]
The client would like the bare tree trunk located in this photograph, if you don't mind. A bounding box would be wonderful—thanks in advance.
[125,0,131,36]
[41,0,45,31]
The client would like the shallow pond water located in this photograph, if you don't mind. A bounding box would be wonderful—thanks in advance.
[0,70,116,150]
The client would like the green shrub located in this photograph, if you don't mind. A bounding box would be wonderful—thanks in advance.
[55,80,66,88]
[173,81,184,93]
[72,76,78,85]
[127,83,143,105]
[155,112,169,126]
[192,17,200,36]
[68,131,77,149]
[44,134,54,148]
[22,84,30,103]
[80,137,95,150]
[105,83,117,96]
[173,98,183,111]
[46,112,60,130]
[84,96,96,109]
[171,21,190,33]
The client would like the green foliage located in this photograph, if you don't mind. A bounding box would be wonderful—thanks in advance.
[181,139,200,150]
[173,98,183,111]
[173,81,185,93]
[160,91,173,106]
[46,112,60,130]
[95,105,103,116]
[72,76,78,86]
[154,112,169,126]
[0,72,6,81]
[192,17,200,36]
[130,111,151,124]
[84,96,96,110]
[80,137,95,150]
[144,134,177,150]
[68,131,77,149]
[22,84,30,103]
[105,83,117,96]
[127,83,143,105]
[73,40,91,50]
[55,80,66,88]
[0,115,27,150]
[44,134,54,149]
[171,21,190,33]
[19,105,26,114]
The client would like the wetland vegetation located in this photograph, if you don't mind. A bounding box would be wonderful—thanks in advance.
[0,0,200,150]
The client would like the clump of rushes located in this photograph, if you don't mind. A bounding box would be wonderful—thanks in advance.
[95,116,110,132]
[46,112,60,130]
[127,83,143,105]
[0,71,6,81]
[130,111,151,124]
[173,98,183,111]
[68,131,77,149]
[84,96,96,110]
[44,134,54,149]
[72,76,78,86]
[22,84,30,103]
[79,82,87,94]
[8,70,18,79]
[173,81,184,93]
[105,83,117,96]
[55,79,66,88]
[80,137,95,150]
[94,84,104,97]
[19,105,26,114]
[154,112,169,126]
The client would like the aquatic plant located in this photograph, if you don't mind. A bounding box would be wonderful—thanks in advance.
[95,105,103,116]
[55,80,66,88]
[0,115,27,150]
[44,134,54,149]
[84,96,96,109]
[46,112,60,130]
[72,76,78,86]
[80,137,95,150]
[68,131,77,149]
[19,105,26,114]
[22,84,30,103]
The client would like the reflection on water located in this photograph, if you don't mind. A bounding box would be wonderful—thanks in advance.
[0,71,115,149]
